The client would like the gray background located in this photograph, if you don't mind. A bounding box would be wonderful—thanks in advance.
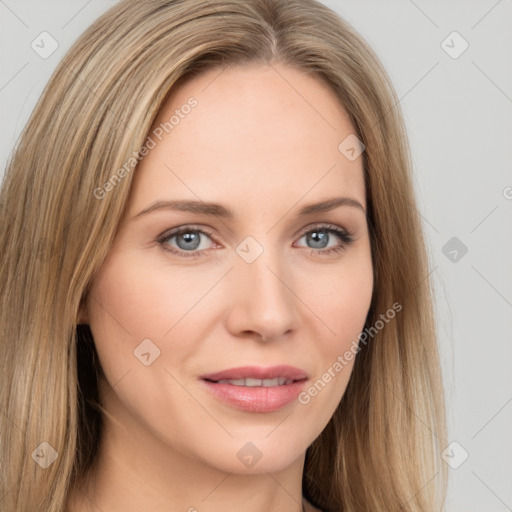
[1,1,511,510]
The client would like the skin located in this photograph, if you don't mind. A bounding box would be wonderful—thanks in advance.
[70,62,373,512]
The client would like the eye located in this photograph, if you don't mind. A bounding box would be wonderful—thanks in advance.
[157,226,216,259]
[294,224,353,257]
[156,223,354,259]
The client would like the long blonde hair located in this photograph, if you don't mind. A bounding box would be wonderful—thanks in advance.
[0,1,447,510]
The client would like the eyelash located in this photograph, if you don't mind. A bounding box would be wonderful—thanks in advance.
[156,224,354,259]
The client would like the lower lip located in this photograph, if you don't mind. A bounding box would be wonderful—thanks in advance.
[201,379,307,413]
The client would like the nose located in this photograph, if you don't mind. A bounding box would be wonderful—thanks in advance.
[224,244,299,342]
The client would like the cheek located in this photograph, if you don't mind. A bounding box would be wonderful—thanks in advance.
[84,254,208,434]
[303,250,373,343]
[296,250,373,403]
[87,253,204,338]
[85,251,227,384]
[85,254,171,383]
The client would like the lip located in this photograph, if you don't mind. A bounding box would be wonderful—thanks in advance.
[200,365,308,413]
[200,365,308,382]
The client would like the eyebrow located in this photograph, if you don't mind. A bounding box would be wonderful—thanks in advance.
[133,196,366,219]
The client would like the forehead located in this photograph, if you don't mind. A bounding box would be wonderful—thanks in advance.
[128,63,366,217]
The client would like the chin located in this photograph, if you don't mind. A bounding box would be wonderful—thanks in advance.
[183,425,315,475]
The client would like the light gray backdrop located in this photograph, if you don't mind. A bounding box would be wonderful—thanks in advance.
[1,1,511,511]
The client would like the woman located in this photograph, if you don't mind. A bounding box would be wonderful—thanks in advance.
[0,0,448,510]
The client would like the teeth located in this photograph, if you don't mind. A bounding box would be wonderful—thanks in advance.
[216,377,293,387]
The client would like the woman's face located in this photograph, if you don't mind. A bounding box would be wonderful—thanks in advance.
[83,63,373,475]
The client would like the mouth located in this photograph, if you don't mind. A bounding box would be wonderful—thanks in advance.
[200,364,308,382]
[200,365,308,413]
[206,377,299,387]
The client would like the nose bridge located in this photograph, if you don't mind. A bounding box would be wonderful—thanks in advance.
[227,235,298,339]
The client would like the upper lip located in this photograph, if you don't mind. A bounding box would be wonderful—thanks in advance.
[201,365,308,382]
